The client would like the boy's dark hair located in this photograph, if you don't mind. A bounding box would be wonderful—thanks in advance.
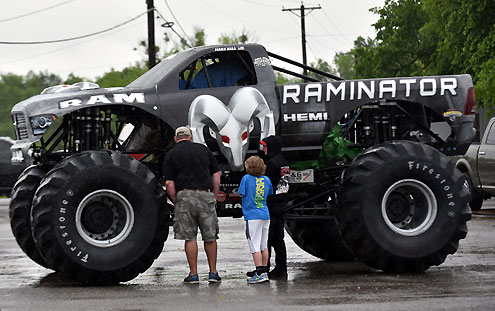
[245,156,266,177]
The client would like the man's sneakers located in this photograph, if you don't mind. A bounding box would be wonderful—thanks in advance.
[183,273,200,284]
[247,272,269,284]
[208,272,222,283]
[184,272,221,284]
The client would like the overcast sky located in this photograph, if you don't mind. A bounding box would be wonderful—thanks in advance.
[0,0,384,82]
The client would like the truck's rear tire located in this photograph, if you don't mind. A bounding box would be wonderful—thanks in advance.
[337,141,471,273]
[285,219,355,261]
[463,172,483,211]
[31,151,169,285]
[9,165,52,269]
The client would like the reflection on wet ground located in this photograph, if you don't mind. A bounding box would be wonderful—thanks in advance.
[1,199,495,310]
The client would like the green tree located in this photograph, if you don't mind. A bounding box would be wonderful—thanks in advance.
[274,58,338,85]
[162,27,206,57]
[346,0,495,110]
[95,63,148,88]
[477,59,495,108]
[134,39,162,68]
[64,73,88,85]
[191,27,206,47]
[353,0,430,78]
[275,72,300,85]
[307,59,338,81]
[422,0,495,108]
[350,36,378,79]
[333,51,355,79]
[217,29,251,45]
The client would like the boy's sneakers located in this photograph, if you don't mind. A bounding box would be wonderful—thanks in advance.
[247,272,269,284]
[246,267,268,278]
[183,273,199,284]
[246,269,256,277]
[208,272,222,283]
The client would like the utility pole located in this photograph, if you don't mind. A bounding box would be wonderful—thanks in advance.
[282,2,321,79]
[146,0,156,69]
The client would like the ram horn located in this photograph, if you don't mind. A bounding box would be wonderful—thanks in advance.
[228,87,275,139]
[188,95,230,144]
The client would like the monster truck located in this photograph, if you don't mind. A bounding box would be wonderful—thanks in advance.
[454,117,495,211]
[9,43,475,284]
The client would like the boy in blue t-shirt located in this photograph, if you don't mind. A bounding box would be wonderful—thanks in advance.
[239,156,273,284]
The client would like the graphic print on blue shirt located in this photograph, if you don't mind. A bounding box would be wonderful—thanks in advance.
[239,174,273,220]
[255,177,265,208]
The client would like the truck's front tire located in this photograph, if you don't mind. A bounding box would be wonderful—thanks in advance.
[31,151,169,284]
[9,165,52,269]
[9,165,51,269]
[337,141,471,273]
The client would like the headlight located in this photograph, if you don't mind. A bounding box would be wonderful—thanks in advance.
[30,115,56,135]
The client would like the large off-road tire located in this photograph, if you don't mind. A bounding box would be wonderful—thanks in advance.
[31,151,169,285]
[463,172,484,211]
[285,219,355,261]
[9,165,52,269]
[337,141,471,273]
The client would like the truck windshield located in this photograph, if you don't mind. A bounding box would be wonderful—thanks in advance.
[178,50,257,90]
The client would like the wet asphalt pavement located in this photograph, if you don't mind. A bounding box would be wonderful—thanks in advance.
[1,198,495,310]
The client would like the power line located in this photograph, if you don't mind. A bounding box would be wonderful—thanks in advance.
[0,9,151,45]
[306,35,336,53]
[163,0,193,45]
[154,9,191,48]
[241,0,283,8]
[263,35,300,43]
[282,2,321,79]
[305,40,318,61]
[0,0,76,23]
[321,8,353,44]
[199,0,290,34]
[309,14,349,47]
[0,20,145,66]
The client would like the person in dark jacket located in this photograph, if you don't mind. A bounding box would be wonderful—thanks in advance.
[261,135,290,278]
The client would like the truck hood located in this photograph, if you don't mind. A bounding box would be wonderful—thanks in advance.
[10,85,157,164]
[11,86,149,118]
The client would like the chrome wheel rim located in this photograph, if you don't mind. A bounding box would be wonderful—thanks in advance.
[381,179,437,236]
[76,189,134,247]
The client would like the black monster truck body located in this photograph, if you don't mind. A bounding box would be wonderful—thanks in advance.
[9,44,475,284]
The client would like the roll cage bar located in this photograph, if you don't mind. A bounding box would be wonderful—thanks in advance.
[266,51,343,82]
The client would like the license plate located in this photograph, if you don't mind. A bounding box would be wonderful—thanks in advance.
[289,169,314,183]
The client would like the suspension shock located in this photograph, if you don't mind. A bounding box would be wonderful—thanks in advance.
[73,111,82,152]
[103,108,112,149]
[380,102,390,142]
[92,107,102,149]
[361,105,378,147]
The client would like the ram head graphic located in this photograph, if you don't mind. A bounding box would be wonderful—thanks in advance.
[188,87,275,171]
